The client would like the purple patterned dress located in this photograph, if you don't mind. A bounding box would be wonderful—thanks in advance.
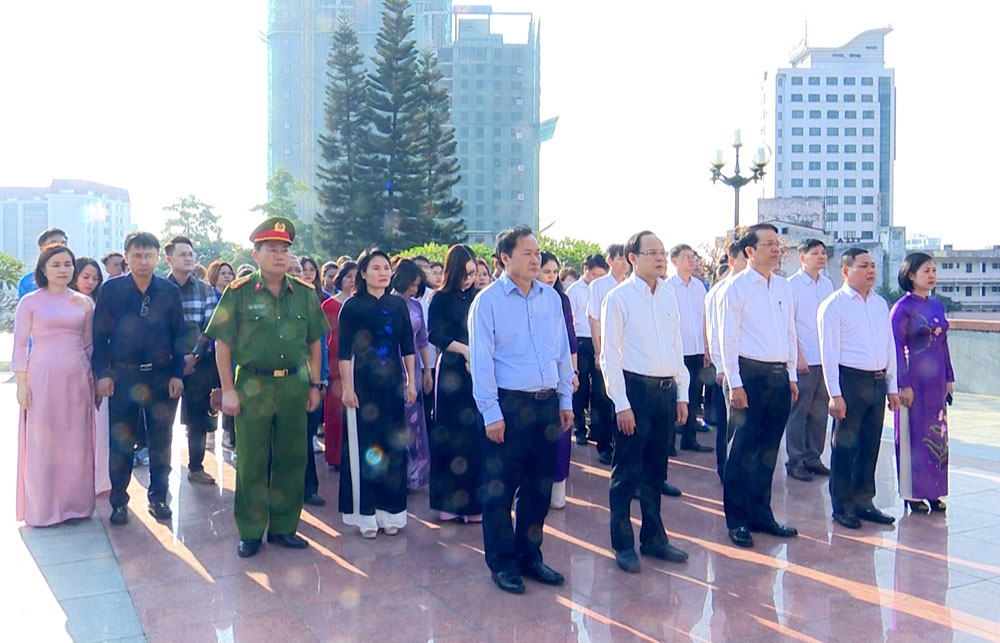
[404,297,431,489]
[890,293,954,501]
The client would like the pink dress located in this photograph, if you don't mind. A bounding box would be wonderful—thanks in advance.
[13,288,98,526]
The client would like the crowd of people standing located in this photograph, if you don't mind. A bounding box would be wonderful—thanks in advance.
[12,219,956,594]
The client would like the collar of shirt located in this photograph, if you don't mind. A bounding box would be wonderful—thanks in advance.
[251,271,296,296]
[125,273,162,294]
[499,271,543,298]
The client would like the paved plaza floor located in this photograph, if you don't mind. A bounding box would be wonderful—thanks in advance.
[5,382,1000,642]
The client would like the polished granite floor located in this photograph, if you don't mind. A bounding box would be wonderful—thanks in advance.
[11,390,1000,642]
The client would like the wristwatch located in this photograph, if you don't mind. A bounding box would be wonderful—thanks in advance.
[310,382,323,390]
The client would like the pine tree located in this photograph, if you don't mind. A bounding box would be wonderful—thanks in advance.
[315,13,380,258]
[414,48,465,243]
[366,0,423,251]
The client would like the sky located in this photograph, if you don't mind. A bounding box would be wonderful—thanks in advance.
[2,1,997,251]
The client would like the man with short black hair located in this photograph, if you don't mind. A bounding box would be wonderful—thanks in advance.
[585,243,629,465]
[720,223,800,548]
[94,232,186,526]
[101,252,126,277]
[469,224,575,595]
[819,248,899,529]
[565,253,608,446]
[784,239,835,482]
[18,227,68,298]
[165,235,220,485]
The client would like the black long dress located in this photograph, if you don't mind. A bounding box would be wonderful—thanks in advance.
[337,290,415,520]
[427,286,483,516]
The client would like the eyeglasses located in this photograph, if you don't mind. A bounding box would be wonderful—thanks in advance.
[140,295,150,317]
[637,250,668,258]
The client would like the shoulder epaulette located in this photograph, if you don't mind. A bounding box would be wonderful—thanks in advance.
[229,276,252,291]
[292,276,316,290]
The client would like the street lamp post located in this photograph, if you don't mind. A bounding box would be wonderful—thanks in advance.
[710,129,770,229]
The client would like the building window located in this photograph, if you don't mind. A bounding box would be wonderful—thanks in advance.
[791,76,803,85]
[845,110,857,119]
[776,179,782,188]
[862,161,874,170]
[826,196,839,205]
[791,93,802,102]
[966,286,973,296]
[808,77,820,85]
[827,161,839,170]
[792,110,804,118]
[862,196,875,205]
[808,178,821,187]
[809,110,821,119]
[845,144,857,153]
[862,179,874,188]
[862,213,874,221]
[808,144,821,153]
[844,212,856,221]
[827,145,839,153]
[844,196,857,205]
[777,77,784,87]
[861,231,874,240]
[826,77,838,86]
[792,144,803,153]
[777,128,783,138]
[791,161,803,170]
[808,161,820,170]
[808,94,820,102]
[791,178,803,187]
[809,127,821,136]
[827,110,839,119]
[826,94,838,102]
[844,179,857,187]
[826,179,839,187]
[845,127,857,136]
[863,110,875,119]
[862,127,875,136]
[862,144,875,153]
[792,127,803,135]
[844,77,856,86]
[827,127,839,135]
[845,162,857,170]
[826,213,838,222]
[861,77,874,86]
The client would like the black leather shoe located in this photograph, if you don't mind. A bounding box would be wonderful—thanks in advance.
[520,562,564,586]
[491,570,525,594]
[680,442,714,453]
[833,512,862,529]
[148,502,172,521]
[805,462,831,476]
[728,527,753,548]
[697,422,712,433]
[750,521,798,538]
[640,542,689,563]
[661,481,682,497]
[597,450,613,465]
[857,507,896,525]
[575,433,589,446]
[109,506,128,526]
[238,539,261,558]
[267,532,309,549]
[304,493,326,506]
[615,549,641,573]
[786,464,813,482]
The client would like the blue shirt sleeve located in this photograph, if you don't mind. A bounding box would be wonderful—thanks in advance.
[92,281,113,380]
[468,291,502,426]
[320,333,329,381]
[168,285,187,379]
[17,273,35,300]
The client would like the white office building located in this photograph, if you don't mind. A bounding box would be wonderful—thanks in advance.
[773,28,895,244]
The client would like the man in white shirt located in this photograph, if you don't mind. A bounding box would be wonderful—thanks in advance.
[585,244,629,465]
[706,237,748,482]
[784,239,836,482]
[601,231,690,573]
[667,244,714,454]
[565,254,609,446]
[720,223,800,548]
[818,248,900,529]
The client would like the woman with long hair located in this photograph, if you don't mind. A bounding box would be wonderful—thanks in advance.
[298,255,330,506]
[70,257,110,495]
[891,253,955,514]
[337,249,417,537]
[475,257,493,290]
[427,245,483,522]
[539,251,579,509]
[14,245,98,525]
[322,261,356,469]
[391,259,433,489]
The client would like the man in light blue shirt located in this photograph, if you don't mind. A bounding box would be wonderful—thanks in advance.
[468,225,574,595]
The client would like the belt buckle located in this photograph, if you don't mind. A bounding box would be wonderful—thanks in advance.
[773,364,785,373]
[658,378,673,389]
[873,371,885,380]
[273,369,289,378]
[533,390,548,400]
[139,363,153,372]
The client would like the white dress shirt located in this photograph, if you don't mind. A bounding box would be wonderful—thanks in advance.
[787,269,834,366]
[666,274,706,356]
[720,267,798,389]
[817,284,898,397]
[705,276,730,371]
[600,274,690,413]
[565,278,592,338]
[586,272,623,328]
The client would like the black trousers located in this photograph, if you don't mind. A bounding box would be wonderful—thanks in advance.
[587,342,615,454]
[610,372,675,552]
[572,337,596,440]
[482,389,560,574]
[830,367,887,515]
[723,358,791,529]
[304,401,323,497]
[181,356,220,472]
[108,367,179,508]
[712,380,730,481]
[678,354,706,447]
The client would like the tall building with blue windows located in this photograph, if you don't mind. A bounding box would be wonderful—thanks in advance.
[773,28,895,243]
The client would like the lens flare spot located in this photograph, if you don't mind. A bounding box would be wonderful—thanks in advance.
[365,447,383,466]
[339,588,360,609]
[450,456,468,475]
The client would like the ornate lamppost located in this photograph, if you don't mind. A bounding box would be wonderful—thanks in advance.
[710,129,771,229]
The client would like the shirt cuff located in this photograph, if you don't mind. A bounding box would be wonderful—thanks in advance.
[558,394,572,413]
[787,368,797,383]
[726,372,743,389]
[676,388,690,404]
[610,394,631,414]
[827,381,842,397]
[481,403,503,427]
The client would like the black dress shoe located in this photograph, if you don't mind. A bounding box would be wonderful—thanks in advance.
[680,442,714,453]
[661,481,682,497]
[238,539,261,558]
[697,422,712,433]
[729,527,753,548]
[832,511,862,529]
[805,462,831,476]
[640,542,689,563]
[615,549,641,573]
[520,561,564,585]
[109,506,128,526]
[267,532,309,549]
[148,502,172,521]
[786,464,813,482]
[597,450,613,465]
[575,433,589,446]
[491,570,525,594]
[750,521,798,538]
[303,493,326,506]
[857,507,896,525]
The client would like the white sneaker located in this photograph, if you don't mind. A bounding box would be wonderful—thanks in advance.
[550,480,567,509]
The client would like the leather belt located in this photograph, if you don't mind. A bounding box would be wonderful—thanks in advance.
[242,365,300,378]
[114,361,171,372]
[839,365,886,380]
[498,388,556,401]
[624,371,675,389]
[739,357,786,373]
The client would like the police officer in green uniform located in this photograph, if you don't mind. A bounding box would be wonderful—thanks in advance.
[205,217,330,558]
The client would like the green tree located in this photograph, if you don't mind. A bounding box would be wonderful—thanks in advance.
[161,195,241,271]
[366,0,423,250]
[315,14,381,259]
[252,168,319,257]
[0,252,25,287]
[399,241,492,264]
[538,235,603,272]
[413,48,465,243]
